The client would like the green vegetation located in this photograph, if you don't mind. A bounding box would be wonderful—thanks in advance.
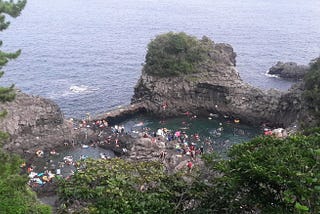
[0,1,51,213]
[144,32,212,77]
[0,151,52,213]
[0,0,27,103]
[197,134,320,213]
[58,132,320,214]
[0,4,318,213]
[304,57,320,123]
[58,158,193,213]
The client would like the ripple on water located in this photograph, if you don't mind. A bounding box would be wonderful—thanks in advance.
[0,0,319,118]
[120,115,262,156]
[32,146,115,177]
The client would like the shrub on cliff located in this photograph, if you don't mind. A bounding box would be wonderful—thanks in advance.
[144,32,212,77]
[304,57,320,123]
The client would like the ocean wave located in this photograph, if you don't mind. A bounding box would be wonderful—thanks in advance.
[264,71,280,78]
[48,85,100,99]
[69,85,99,94]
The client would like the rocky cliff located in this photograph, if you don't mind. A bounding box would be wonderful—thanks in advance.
[0,90,73,155]
[132,38,304,127]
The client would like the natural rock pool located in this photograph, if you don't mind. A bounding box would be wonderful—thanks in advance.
[120,114,262,156]
[29,114,261,177]
[30,114,262,209]
[30,146,115,178]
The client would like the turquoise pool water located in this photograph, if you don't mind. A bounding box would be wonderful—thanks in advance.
[121,114,262,155]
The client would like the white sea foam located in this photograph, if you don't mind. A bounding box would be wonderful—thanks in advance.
[69,85,99,94]
[70,85,89,93]
[48,85,100,99]
[4,0,316,117]
[264,71,280,78]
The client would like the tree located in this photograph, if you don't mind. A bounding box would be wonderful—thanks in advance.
[304,57,320,123]
[0,0,27,104]
[144,32,212,77]
[0,1,51,213]
[0,0,26,138]
[0,150,52,213]
[0,0,26,145]
[195,134,320,213]
[57,158,194,213]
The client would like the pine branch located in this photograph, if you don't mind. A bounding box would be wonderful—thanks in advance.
[0,85,15,102]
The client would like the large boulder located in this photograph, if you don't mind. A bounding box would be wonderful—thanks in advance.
[127,137,165,161]
[132,35,304,127]
[267,61,309,79]
[0,90,73,156]
[126,136,203,173]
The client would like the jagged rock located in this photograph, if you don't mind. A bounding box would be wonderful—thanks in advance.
[0,90,73,156]
[126,137,165,161]
[267,61,309,79]
[132,38,304,127]
[126,136,203,173]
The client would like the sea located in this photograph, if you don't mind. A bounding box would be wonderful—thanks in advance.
[0,0,319,119]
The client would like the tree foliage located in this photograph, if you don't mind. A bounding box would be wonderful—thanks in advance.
[144,32,212,77]
[0,0,26,138]
[0,1,51,213]
[57,132,320,214]
[0,0,25,143]
[0,150,52,213]
[58,158,195,213]
[0,0,26,103]
[196,135,320,213]
[304,57,320,122]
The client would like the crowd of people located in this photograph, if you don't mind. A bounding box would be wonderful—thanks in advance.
[25,111,287,189]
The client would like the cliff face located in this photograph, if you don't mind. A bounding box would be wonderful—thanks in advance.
[132,41,303,127]
[0,90,72,155]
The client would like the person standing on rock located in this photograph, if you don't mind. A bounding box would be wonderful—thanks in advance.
[200,146,204,155]
[187,160,193,173]
[159,150,167,161]
[162,101,168,111]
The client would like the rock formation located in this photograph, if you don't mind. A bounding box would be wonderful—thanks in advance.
[126,137,165,161]
[132,38,304,127]
[0,90,73,156]
[125,135,203,173]
[267,61,309,79]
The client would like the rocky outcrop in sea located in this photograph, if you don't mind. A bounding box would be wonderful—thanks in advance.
[132,38,306,127]
[267,61,309,79]
[0,37,313,158]
[0,90,73,155]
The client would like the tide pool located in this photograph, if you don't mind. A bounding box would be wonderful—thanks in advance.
[120,114,262,155]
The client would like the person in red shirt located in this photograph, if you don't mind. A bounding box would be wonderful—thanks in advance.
[187,160,193,173]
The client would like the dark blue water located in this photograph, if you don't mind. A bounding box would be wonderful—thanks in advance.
[1,0,319,118]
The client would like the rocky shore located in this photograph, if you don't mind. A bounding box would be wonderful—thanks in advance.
[132,39,308,128]
[0,40,312,158]
[1,32,318,213]
[267,61,309,79]
[0,90,73,156]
